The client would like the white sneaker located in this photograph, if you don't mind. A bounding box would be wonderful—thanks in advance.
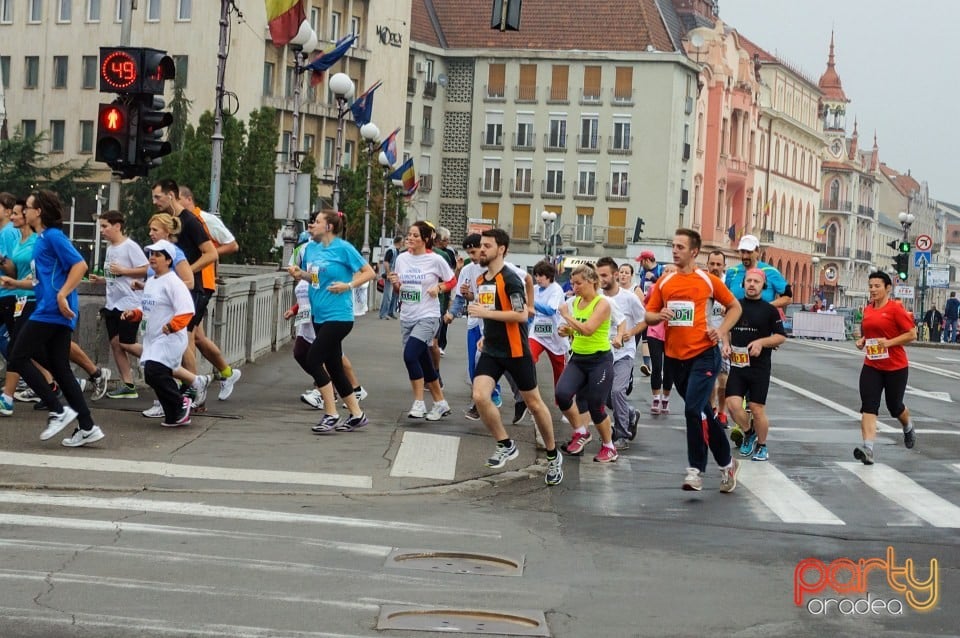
[40,406,79,441]
[425,400,452,421]
[142,400,165,418]
[408,400,427,419]
[62,425,105,447]
[535,426,546,450]
[193,374,210,408]
[91,368,112,401]
[682,467,703,491]
[355,386,368,402]
[218,369,242,401]
[300,388,324,409]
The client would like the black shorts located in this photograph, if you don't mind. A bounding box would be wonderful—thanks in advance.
[475,352,539,392]
[188,289,214,331]
[100,307,140,344]
[724,365,771,405]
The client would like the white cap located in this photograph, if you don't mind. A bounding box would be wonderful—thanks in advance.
[145,239,177,260]
[737,234,760,252]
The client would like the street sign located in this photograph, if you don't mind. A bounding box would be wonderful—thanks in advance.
[915,234,933,251]
[914,251,931,267]
[926,263,951,288]
[894,285,914,299]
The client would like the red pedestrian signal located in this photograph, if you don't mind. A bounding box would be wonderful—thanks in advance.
[100,106,125,132]
[95,102,132,168]
[100,49,140,92]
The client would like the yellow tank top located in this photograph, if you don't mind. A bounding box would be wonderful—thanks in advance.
[571,294,611,355]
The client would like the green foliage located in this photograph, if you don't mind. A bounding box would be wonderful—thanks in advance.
[167,75,192,153]
[0,129,94,202]
[336,149,408,252]
[235,107,280,263]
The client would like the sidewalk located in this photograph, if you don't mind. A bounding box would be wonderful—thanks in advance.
[0,315,553,495]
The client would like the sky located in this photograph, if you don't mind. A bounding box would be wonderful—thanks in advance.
[719,0,960,205]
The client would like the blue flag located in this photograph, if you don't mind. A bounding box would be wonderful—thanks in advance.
[381,127,400,166]
[305,34,357,86]
[350,80,382,128]
[389,158,413,183]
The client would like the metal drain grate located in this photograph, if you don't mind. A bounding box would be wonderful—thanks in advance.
[377,605,550,636]
[385,549,524,577]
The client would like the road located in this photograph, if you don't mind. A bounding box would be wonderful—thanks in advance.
[0,337,958,637]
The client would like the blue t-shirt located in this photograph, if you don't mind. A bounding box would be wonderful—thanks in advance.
[31,227,84,329]
[0,222,22,298]
[724,260,788,303]
[10,233,37,299]
[301,237,366,323]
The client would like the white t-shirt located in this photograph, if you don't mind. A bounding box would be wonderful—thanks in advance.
[294,280,315,342]
[395,250,454,321]
[606,287,645,361]
[709,299,725,329]
[530,281,568,355]
[456,261,485,329]
[104,238,148,311]
[200,211,236,246]
[141,270,195,369]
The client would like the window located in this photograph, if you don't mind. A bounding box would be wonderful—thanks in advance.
[309,7,319,32]
[330,11,341,40]
[28,0,41,22]
[52,56,68,89]
[608,208,627,244]
[545,164,564,195]
[343,140,354,168]
[0,0,11,24]
[518,63,536,101]
[0,57,9,89]
[87,0,100,22]
[285,66,295,97]
[486,63,505,99]
[422,105,432,131]
[50,120,66,152]
[577,162,596,197]
[484,112,503,146]
[549,64,568,102]
[173,55,188,87]
[322,137,334,172]
[482,163,501,192]
[146,0,160,22]
[350,16,360,44]
[79,120,94,153]
[281,131,291,161]
[512,204,531,240]
[116,0,128,22]
[303,134,315,155]
[582,65,601,101]
[579,116,598,150]
[575,207,594,241]
[25,56,39,89]
[548,117,566,148]
[22,120,37,138]
[514,162,532,194]
[611,165,629,197]
[262,62,274,97]
[58,0,72,22]
[613,66,633,102]
[612,119,631,151]
[177,0,191,20]
[81,56,97,88]
[515,119,533,148]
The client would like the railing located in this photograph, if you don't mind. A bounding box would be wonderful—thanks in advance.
[543,133,567,152]
[510,178,534,197]
[819,246,851,258]
[856,205,875,219]
[516,85,537,102]
[541,181,565,199]
[421,127,434,146]
[580,89,602,105]
[423,81,437,99]
[511,132,535,151]
[404,125,414,144]
[725,157,748,174]
[419,174,433,193]
[855,249,872,262]
[572,179,597,200]
[761,230,775,243]
[608,136,632,155]
[479,130,504,150]
[546,86,568,104]
[821,199,852,211]
[611,88,634,106]
[577,134,600,153]
[407,77,417,95]
[484,84,506,101]
[478,177,502,196]
[606,181,630,201]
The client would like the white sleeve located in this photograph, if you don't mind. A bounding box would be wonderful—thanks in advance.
[201,213,236,244]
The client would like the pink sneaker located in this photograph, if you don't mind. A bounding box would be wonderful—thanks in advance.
[593,445,619,463]
[562,430,592,455]
[661,399,671,414]
[650,396,661,415]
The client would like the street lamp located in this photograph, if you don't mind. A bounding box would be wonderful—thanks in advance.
[359,122,380,263]
[898,210,916,241]
[541,210,558,258]
[378,150,392,239]
[329,72,355,213]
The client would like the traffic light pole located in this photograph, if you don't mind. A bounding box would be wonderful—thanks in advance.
[108,0,134,212]
[209,0,230,216]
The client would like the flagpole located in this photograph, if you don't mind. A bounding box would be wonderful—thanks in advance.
[282,47,304,266]
[209,0,230,215]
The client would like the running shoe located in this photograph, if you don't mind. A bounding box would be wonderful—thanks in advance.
[639,363,652,377]
[142,400,165,418]
[301,388,324,409]
[193,375,210,409]
[739,429,757,457]
[485,441,519,469]
[335,413,369,432]
[425,401,452,421]
[903,427,916,450]
[594,445,619,463]
[0,395,13,417]
[15,386,40,402]
[491,392,503,408]
[61,425,105,447]
[218,369,242,401]
[312,414,340,434]
[161,397,192,427]
[408,400,426,419]
[545,453,564,486]
[853,446,875,465]
[717,412,728,427]
[650,396,661,415]
[106,384,139,399]
[682,467,703,491]
[340,387,369,409]
[752,445,769,462]
[719,459,741,493]
[512,400,529,424]
[612,438,630,451]
[660,399,670,414]
[729,425,744,447]
[91,368,112,401]
[628,410,640,441]
[561,430,592,456]
[464,404,480,420]
[40,406,79,441]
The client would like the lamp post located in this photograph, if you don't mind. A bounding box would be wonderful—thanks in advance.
[811,256,821,303]
[899,210,916,312]
[541,210,557,259]
[328,72,354,213]
[378,150,392,240]
[359,122,379,263]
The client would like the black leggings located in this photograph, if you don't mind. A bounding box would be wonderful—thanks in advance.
[859,364,908,417]
[305,321,354,399]
[144,360,183,423]
[8,320,94,430]
[293,336,325,387]
[556,351,614,423]
[647,337,672,393]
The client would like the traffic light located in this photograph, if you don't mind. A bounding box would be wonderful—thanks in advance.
[95,102,131,165]
[894,253,910,281]
[632,217,646,243]
[887,239,910,254]
[135,95,173,171]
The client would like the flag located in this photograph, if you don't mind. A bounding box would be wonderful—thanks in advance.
[389,158,417,197]
[815,224,827,238]
[763,199,772,216]
[305,34,357,86]
[265,0,305,47]
[381,127,400,166]
[350,80,382,128]
[727,224,736,241]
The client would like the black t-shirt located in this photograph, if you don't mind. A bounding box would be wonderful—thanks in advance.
[729,297,785,371]
[175,209,212,291]
[477,266,530,358]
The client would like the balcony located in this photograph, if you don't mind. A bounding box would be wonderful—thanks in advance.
[404,125,414,144]
[814,243,851,259]
[543,133,567,152]
[510,178,534,198]
[856,205,875,219]
[478,177,502,197]
[611,88,634,106]
[479,131,504,150]
[760,229,775,244]
[484,84,506,102]
[821,199,853,212]
[572,179,597,201]
[579,89,602,105]
[608,136,633,155]
[421,127,434,146]
[724,157,748,175]
[546,86,568,104]
[407,77,417,96]
[855,249,872,262]
[511,132,535,152]
[541,181,565,199]
[606,181,630,201]
[576,134,600,153]
[419,174,433,193]
[423,81,437,99]
[516,85,537,103]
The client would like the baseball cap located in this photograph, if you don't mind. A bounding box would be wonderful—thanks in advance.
[738,234,760,252]
[635,250,655,262]
[145,239,177,260]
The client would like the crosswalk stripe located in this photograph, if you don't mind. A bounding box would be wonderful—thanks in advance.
[738,461,845,525]
[390,431,459,480]
[837,462,960,528]
[770,376,900,433]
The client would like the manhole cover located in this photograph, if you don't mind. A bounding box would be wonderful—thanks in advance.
[377,605,549,636]
[385,549,524,577]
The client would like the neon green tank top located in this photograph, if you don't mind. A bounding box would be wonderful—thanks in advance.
[571,294,611,355]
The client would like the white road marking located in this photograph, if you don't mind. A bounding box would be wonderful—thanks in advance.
[390,431,459,480]
[935,356,960,362]
[0,451,372,489]
[905,385,952,402]
[837,462,960,528]
[738,461,845,525]
[0,491,502,538]
[770,376,899,433]
[795,340,960,380]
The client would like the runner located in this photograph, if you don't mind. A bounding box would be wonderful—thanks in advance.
[388,221,456,421]
[634,250,663,376]
[643,272,673,416]
[529,260,568,396]
[469,228,562,485]
[722,268,786,462]
[0,198,37,416]
[644,228,742,492]
[724,234,791,309]
[853,270,917,464]
[556,264,618,463]
[706,250,730,426]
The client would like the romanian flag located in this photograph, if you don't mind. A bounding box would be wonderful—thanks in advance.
[390,158,418,197]
[265,0,305,47]
[763,199,772,215]
[306,34,357,86]
[381,127,400,167]
[350,80,382,128]
[815,224,827,238]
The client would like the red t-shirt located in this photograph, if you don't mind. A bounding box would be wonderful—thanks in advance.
[861,299,914,371]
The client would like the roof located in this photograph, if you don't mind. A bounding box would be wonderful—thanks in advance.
[735,32,777,63]
[411,0,675,53]
[818,32,849,102]
[879,163,920,197]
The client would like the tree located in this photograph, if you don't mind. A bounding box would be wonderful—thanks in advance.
[235,107,280,263]
[0,129,93,201]
[336,151,408,251]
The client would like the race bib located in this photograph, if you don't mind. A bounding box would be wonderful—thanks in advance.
[399,283,421,304]
[667,300,695,327]
[13,296,27,318]
[865,338,889,361]
[477,284,497,310]
[295,306,311,326]
[533,320,555,336]
[730,345,750,368]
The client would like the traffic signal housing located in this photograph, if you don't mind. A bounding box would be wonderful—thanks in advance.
[95,102,131,165]
[894,252,910,281]
[135,95,174,171]
[887,239,911,254]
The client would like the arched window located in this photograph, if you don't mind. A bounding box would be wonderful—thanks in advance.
[829,180,840,208]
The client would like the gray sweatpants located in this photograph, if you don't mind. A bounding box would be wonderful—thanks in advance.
[608,355,636,440]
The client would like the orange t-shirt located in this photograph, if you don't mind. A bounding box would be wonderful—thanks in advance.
[646,269,735,360]
[190,208,217,290]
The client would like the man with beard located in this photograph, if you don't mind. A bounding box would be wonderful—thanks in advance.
[724,235,791,309]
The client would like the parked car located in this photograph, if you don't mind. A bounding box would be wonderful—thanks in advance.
[782,303,806,336]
